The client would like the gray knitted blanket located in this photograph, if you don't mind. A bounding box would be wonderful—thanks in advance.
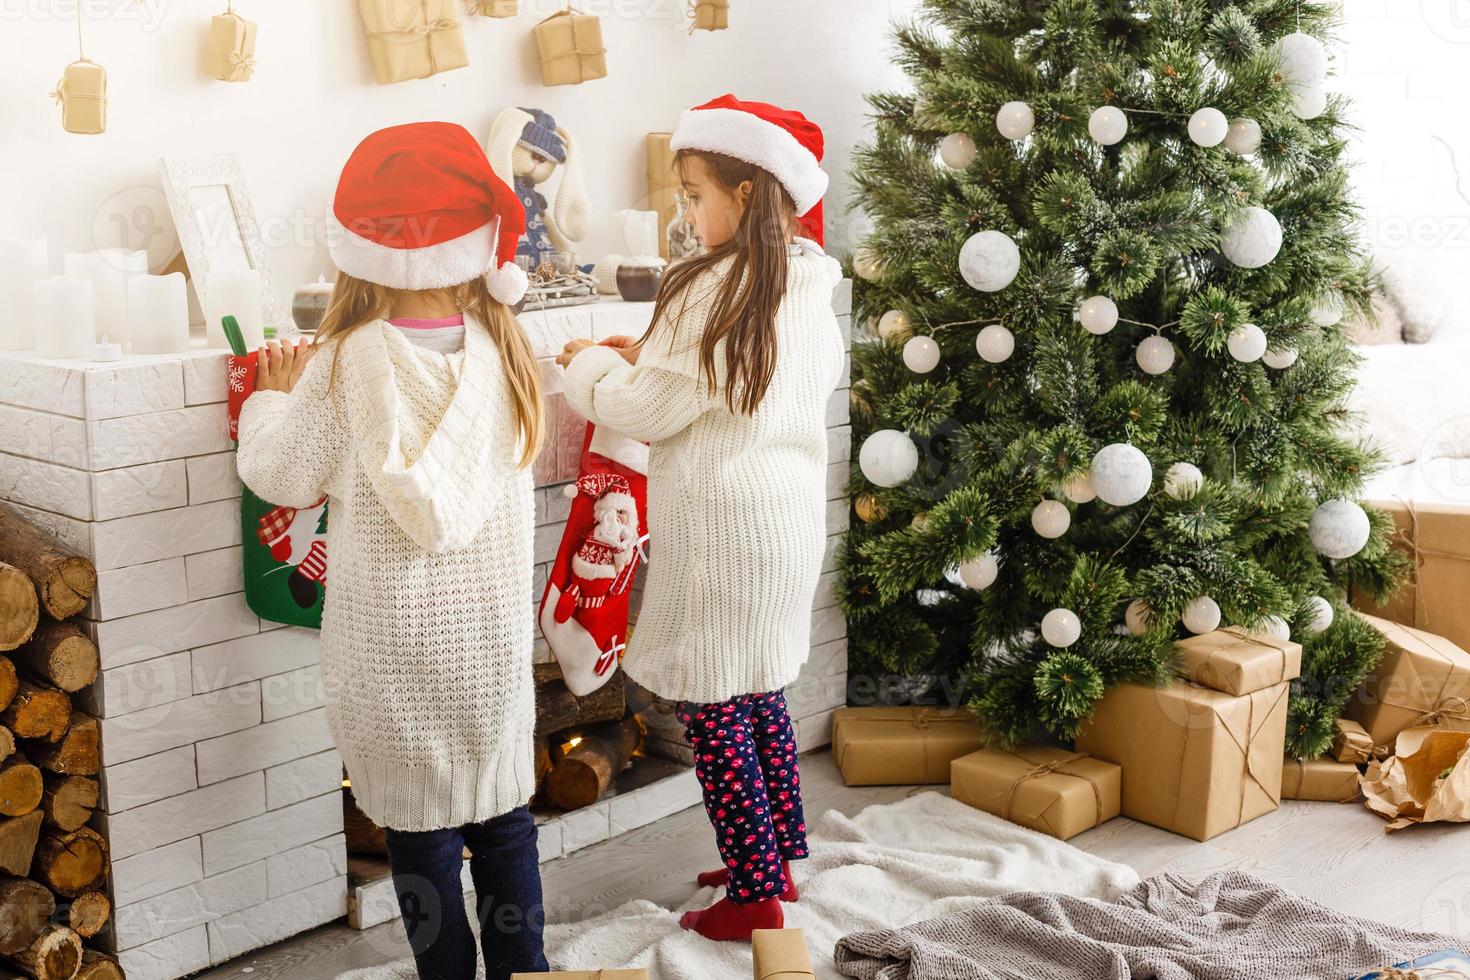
[834,871,1464,980]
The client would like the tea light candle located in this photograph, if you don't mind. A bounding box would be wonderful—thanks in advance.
[205,269,265,349]
[34,276,96,359]
[0,237,47,351]
[128,273,190,354]
[65,249,148,348]
[90,340,124,362]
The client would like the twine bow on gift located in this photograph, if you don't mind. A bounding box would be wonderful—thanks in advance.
[999,751,1103,824]
[1407,695,1470,729]
[1204,626,1296,689]
[372,0,459,74]
[225,51,257,81]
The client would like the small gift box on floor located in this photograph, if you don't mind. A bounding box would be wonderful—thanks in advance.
[1076,680,1290,841]
[511,971,646,979]
[534,7,607,86]
[752,928,813,980]
[1346,614,1470,748]
[54,60,106,135]
[951,745,1121,840]
[693,0,729,30]
[831,706,987,786]
[1354,498,1470,654]
[358,0,468,84]
[1333,717,1375,764]
[1281,757,1360,803]
[1174,626,1301,696]
[205,5,258,82]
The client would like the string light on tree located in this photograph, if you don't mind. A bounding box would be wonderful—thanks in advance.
[1088,105,1128,145]
[853,246,883,282]
[877,309,910,341]
[1187,107,1228,147]
[959,230,1021,292]
[1288,83,1327,120]
[948,551,1000,590]
[1311,296,1344,327]
[1182,595,1222,634]
[995,100,1035,140]
[1163,461,1204,499]
[1136,335,1175,375]
[1031,499,1071,538]
[1124,599,1153,636]
[1254,615,1291,643]
[1061,472,1095,504]
[902,335,940,373]
[1273,32,1329,87]
[1304,595,1335,634]
[1090,443,1153,506]
[1220,207,1283,269]
[1309,499,1371,559]
[1262,345,1299,370]
[1078,295,1118,335]
[1227,322,1268,363]
[974,324,1015,363]
[859,429,919,488]
[1041,608,1082,648]
[1224,117,1262,156]
[939,132,977,170]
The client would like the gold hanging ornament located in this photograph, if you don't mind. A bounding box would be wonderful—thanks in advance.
[53,3,105,135]
[206,0,259,82]
[855,494,888,524]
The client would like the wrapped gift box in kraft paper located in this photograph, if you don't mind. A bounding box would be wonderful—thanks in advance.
[831,706,987,786]
[1174,626,1301,696]
[950,745,1121,840]
[1346,614,1470,748]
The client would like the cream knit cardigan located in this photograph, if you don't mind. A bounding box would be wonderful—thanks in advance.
[236,319,537,832]
[562,238,845,704]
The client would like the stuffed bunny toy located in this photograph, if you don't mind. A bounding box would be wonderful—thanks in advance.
[486,107,590,268]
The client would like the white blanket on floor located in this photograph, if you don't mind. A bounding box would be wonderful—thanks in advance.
[337,791,1138,979]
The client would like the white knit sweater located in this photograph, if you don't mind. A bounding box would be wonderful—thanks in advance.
[562,238,845,704]
[236,318,537,832]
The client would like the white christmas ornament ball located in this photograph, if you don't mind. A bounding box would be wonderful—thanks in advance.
[1136,335,1176,375]
[1224,117,1263,156]
[1164,461,1204,499]
[1188,107,1229,147]
[1182,595,1222,635]
[859,429,919,488]
[1309,499,1371,560]
[1254,614,1292,643]
[959,231,1021,292]
[1088,105,1128,145]
[996,100,1035,140]
[1310,297,1344,327]
[975,324,1016,363]
[878,309,911,341]
[1262,346,1299,370]
[1273,31,1329,86]
[1124,599,1153,636]
[1079,295,1119,335]
[957,552,1000,590]
[939,132,978,170]
[1090,443,1153,506]
[1288,82,1327,120]
[1061,472,1096,504]
[1031,500,1072,539]
[853,247,883,282]
[1227,323,1269,363]
[1041,608,1083,648]
[1220,207,1283,269]
[1304,595,1335,635]
[903,335,941,374]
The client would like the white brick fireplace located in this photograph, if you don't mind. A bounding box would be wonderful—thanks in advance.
[0,283,850,979]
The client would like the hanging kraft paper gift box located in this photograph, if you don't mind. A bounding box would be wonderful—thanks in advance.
[950,745,1121,840]
[1354,499,1470,653]
[54,60,106,135]
[205,8,258,82]
[1345,613,1470,748]
[534,8,607,86]
[359,0,469,84]
[693,0,730,30]
[646,133,678,260]
[831,706,988,786]
[1076,680,1291,841]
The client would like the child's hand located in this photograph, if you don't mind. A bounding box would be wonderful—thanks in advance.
[556,338,595,367]
[256,339,315,394]
[601,335,642,365]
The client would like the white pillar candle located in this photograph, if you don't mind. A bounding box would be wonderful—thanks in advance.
[0,237,47,351]
[205,269,265,350]
[34,276,95,359]
[64,249,147,347]
[128,273,191,354]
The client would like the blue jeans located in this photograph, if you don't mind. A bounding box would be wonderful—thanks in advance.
[382,806,549,980]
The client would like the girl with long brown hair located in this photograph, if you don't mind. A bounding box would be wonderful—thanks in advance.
[556,96,846,941]
[236,122,549,980]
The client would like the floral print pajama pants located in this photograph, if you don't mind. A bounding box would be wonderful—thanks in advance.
[676,689,809,904]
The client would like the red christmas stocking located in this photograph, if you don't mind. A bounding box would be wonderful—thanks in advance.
[538,424,649,696]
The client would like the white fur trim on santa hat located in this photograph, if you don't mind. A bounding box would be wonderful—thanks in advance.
[328,214,525,301]
[486,261,528,305]
[671,107,829,215]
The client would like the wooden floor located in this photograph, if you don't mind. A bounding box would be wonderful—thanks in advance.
[192,749,1470,978]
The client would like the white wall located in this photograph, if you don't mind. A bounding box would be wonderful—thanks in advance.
[1,0,920,321]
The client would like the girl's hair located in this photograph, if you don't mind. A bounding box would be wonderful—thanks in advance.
[315,273,544,468]
[643,149,798,416]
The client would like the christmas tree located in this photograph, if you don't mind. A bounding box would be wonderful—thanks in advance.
[838,0,1409,759]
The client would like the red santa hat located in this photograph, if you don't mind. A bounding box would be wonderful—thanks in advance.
[327,121,529,305]
[670,94,828,246]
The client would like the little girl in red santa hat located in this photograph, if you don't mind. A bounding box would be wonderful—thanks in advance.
[557,94,846,941]
[235,121,549,980]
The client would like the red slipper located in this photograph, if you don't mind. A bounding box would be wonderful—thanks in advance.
[679,896,783,941]
[696,860,800,902]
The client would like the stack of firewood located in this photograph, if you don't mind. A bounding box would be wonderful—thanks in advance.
[0,504,121,980]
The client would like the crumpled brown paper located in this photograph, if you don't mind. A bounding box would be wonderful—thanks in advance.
[1361,726,1470,832]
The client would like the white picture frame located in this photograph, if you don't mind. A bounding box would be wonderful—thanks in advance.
[159,154,287,328]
